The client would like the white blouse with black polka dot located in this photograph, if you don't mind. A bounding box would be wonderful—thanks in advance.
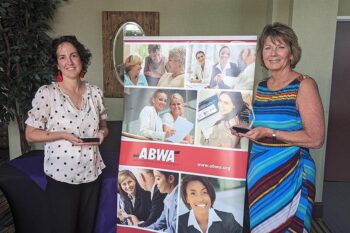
[26,82,108,184]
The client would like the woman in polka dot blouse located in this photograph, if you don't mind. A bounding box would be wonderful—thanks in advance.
[25,35,108,233]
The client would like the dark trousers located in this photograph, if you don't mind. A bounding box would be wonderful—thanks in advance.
[46,176,101,233]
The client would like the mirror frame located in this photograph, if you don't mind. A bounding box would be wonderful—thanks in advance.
[102,11,159,98]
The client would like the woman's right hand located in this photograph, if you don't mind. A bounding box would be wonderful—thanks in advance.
[230,127,240,136]
[25,125,83,144]
[165,129,175,138]
[117,209,124,221]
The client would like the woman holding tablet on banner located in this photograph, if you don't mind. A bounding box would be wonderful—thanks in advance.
[233,22,325,232]
[25,35,108,233]
[178,175,242,233]
[162,93,193,144]
[139,90,174,141]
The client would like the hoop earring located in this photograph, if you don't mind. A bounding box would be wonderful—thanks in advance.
[79,71,86,78]
[56,71,63,82]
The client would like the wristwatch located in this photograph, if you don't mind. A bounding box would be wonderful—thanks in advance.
[272,129,277,141]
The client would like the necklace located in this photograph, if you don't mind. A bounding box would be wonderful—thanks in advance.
[57,82,86,110]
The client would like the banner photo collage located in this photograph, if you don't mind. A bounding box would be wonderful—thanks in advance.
[117,36,257,233]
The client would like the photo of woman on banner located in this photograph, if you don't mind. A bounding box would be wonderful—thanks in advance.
[147,170,179,233]
[117,170,151,226]
[197,90,251,149]
[123,54,148,86]
[144,44,168,86]
[208,45,247,89]
[139,90,175,141]
[178,175,243,233]
[189,50,212,85]
[158,46,186,88]
[163,93,193,144]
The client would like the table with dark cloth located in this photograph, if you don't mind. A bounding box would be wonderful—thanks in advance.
[0,121,121,233]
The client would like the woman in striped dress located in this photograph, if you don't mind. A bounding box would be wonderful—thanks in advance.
[233,22,325,232]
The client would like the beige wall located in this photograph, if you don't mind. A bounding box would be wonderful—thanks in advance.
[50,0,269,120]
[292,0,338,202]
[338,0,350,15]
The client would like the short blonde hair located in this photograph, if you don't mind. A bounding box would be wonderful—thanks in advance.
[169,93,184,116]
[124,55,142,73]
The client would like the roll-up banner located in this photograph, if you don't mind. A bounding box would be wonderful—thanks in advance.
[117,36,257,233]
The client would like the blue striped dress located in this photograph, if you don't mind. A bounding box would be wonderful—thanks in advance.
[248,75,316,233]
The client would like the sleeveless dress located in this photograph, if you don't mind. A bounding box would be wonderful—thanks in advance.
[248,75,316,233]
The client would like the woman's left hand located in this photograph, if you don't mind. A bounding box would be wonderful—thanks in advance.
[97,130,105,144]
[181,135,193,144]
[73,130,105,146]
[215,74,224,83]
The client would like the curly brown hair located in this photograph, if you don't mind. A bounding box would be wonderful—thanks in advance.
[48,35,92,75]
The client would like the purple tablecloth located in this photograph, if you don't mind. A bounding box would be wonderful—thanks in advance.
[8,149,117,233]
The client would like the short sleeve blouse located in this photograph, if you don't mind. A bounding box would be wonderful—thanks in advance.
[25,82,107,184]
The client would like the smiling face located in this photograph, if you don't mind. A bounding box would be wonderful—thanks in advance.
[218,93,234,116]
[170,97,183,117]
[56,42,82,80]
[196,52,206,66]
[120,176,136,197]
[219,47,230,66]
[185,180,212,214]
[262,36,292,72]
[154,170,171,194]
[167,57,180,73]
[153,92,167,112]
[130,62,142,75]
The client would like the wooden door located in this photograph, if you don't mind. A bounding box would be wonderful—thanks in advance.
[102,11,159,97]
[324,21,350,181]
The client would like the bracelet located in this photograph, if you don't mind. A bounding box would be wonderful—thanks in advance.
[272,129,277,141]
[99,129,105,137]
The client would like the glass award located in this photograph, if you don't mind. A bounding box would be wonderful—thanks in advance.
[231,104,255,133]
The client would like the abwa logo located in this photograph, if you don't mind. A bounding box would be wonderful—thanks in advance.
[138,147,179,163]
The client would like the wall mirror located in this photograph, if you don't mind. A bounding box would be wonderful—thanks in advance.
[113,22,144,87]
[102,11,159,97]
